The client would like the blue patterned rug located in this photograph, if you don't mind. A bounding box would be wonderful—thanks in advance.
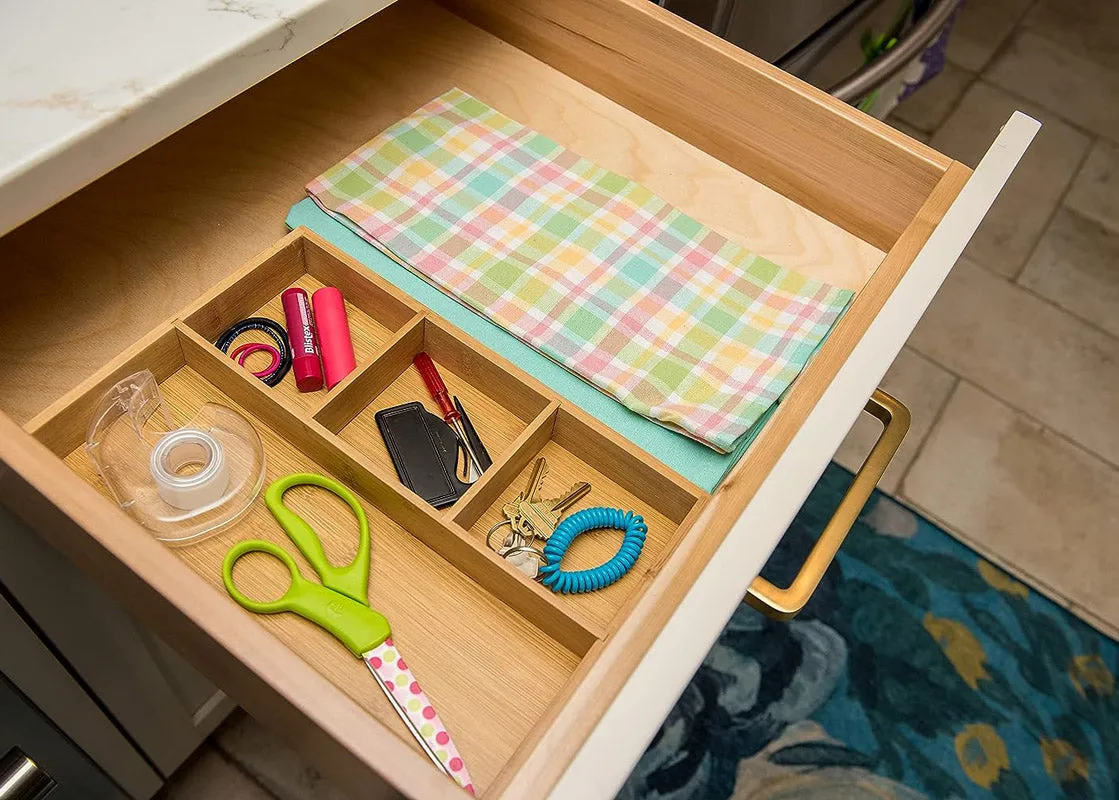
[622,464,1118,799]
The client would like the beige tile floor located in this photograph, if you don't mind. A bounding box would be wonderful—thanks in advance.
[837,0,1119,648]
[157,1,1119,795]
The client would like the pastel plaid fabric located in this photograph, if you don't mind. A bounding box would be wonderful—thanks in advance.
[308,89,853,452]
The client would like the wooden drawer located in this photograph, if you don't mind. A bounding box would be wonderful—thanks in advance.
[0,0,1035,798]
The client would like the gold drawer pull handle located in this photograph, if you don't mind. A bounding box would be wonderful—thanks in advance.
[746,389,911,620]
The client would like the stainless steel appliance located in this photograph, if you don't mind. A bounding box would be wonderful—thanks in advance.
[664,0,859,63]
[664,0,962,115]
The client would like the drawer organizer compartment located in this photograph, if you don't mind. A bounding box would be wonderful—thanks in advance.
[184,236,419,414]
[456,407,702,633]
[327,318,551,485]
[29,230,708,793]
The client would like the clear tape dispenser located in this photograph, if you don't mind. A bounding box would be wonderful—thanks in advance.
[86,370,266,544]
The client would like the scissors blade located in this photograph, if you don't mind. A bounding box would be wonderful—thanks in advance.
[363,639,474,795]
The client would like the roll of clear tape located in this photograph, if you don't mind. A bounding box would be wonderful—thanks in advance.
[86,370,265,544]
[149,428,230,510]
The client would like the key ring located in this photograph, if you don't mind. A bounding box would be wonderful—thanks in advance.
[486,518,519,552]
[537,508,647,594]
[487,518,547,578]
[503,544,546,567]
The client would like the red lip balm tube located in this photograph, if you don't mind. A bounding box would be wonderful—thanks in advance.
[312,287,356,390]
[281,288,324,392]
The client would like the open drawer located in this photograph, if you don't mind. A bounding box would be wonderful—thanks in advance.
[0,0,1036,798]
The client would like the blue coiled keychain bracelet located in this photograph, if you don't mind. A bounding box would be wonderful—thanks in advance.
[536,507,647,594]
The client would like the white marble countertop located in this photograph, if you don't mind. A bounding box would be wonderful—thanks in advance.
[0,0,394,236]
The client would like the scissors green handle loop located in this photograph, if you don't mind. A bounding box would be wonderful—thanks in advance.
[265,473,371,604]
[221,540,390,656]
[222,540,305,614]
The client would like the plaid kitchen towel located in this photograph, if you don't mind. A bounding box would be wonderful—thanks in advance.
[307,88,854,452]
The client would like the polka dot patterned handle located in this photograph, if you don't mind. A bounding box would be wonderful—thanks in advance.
[365,638,474,795]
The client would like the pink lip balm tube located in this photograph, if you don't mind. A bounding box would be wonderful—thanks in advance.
[312,287,357,390]
[281,288,324,392]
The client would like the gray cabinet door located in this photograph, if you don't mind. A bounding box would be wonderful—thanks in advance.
[0,588,151,799]
[0,672,125,800]
[0,503,233,788]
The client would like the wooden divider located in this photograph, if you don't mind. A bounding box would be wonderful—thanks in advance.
[451,403,559,529]
[33,225,708,656]
[182,237,310,341]
[176,323,601,653]
[314,316,427,432]
[28,325,187,457]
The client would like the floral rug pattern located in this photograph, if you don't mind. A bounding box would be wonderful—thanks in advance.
[622,464,1118,799]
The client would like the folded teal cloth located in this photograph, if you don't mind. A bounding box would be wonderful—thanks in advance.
[287,198,773,491]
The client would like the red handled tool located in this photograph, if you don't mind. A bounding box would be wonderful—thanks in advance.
[414,353,484,483]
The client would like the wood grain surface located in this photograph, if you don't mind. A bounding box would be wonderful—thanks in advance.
[0,0,883,424]
[181,231,422,416]
[62,364,581,791]
[442,0,950,249]
[27,227,710,655]
[335,317,550,480]
[338,353,533,483]
[21,223,718,792]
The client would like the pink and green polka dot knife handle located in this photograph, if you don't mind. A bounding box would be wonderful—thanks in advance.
[365,638,474,795]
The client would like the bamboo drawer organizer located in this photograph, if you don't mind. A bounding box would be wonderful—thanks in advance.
[30,229,708,792]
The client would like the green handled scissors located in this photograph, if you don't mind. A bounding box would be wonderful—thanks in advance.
[221,473,475,795]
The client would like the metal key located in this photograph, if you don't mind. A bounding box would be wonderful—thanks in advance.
[516,497,553,542]
[490,458,552,554]
[546,481,591,517]
[518,481,592,543]
[509,458,549,536]
[523,458,548,504]
[488,491,528,555]
[491,498,541,577]
[501,494,524,529]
